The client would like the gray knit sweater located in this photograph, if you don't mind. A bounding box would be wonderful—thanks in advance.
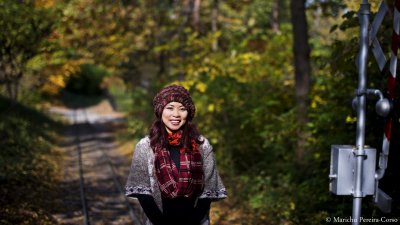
[125,136,227,225]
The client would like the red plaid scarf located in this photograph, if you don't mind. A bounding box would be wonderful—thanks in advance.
[154,130,204,199]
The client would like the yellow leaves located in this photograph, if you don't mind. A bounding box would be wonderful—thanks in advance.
[49,74,65,87]
[186,64,210,78]
[146,18,156,28]
[283,80,294,87]
[210,137,218,145]
[62,60,81,75]
[311,95,327,109]
[134,35,146,50]
[243,52,259,63]
[346,115,357,124]
[344,1,380,12]
[212,31,222,39]
[109,35,117,42]
[195,82,207,93]
[240,52,261,65]
[41,60,83,95]
[207,104,215,112]
[225,52,263,83]
[290,202,296,210]
[209,67,220,80]
[41,73,66,95]
[34,0,56,8]
[207,99,224,113]
[247,18,256,27]
[173,80,195,91]
[175,81,207,94]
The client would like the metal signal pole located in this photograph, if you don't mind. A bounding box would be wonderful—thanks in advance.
[330,1,396,224]
[353,1,370,224]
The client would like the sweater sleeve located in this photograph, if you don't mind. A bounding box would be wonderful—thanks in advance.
[137,195,164,225]
[193,198,211,223]
[199,137,227,200]
[125,138,152,196]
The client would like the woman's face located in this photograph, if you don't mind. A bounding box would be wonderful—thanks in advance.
[162,102,188,132]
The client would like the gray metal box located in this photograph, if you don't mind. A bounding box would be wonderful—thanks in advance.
[329,145,376,196]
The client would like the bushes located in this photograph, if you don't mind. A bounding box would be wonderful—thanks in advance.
[0,97,61,224]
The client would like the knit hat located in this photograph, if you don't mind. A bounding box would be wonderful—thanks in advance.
[153,85,196,120]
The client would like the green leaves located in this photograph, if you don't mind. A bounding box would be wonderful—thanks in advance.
[0,0,58,99]
[0,1,55,59]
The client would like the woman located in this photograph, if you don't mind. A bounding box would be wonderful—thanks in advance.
[125,85,227,225]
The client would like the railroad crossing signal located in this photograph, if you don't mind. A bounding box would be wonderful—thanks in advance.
[329,0,400,224]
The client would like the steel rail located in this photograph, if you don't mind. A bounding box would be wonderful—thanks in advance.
[73,109,90,225]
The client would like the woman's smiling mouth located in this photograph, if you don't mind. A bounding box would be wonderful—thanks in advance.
[170,120,181,125]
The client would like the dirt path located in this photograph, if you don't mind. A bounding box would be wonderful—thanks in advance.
[49,100,143,225]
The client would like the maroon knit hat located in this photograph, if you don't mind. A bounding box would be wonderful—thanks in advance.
[153,85,196,120]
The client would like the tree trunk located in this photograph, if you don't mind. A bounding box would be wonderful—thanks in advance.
[313,2,322,31]
[13,80,19,101]
[290,0,311,163]
[6,82,13,99]
[272,0,280,33]
[211,0,219,51]
[192,0,201,32]
[5,80,18,101]
[177,0,194,81]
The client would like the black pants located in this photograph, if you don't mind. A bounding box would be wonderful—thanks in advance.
[162,197,199,225]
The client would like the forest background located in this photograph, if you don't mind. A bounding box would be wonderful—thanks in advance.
[1,0,400,224]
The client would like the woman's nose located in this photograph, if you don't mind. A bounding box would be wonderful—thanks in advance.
[172,108,180,116]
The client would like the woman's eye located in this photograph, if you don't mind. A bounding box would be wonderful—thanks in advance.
[180,108,186,111]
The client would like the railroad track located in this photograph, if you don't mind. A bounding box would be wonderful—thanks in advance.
[51,106,143,225]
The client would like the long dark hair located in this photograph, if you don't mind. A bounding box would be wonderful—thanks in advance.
[149,118,204,151]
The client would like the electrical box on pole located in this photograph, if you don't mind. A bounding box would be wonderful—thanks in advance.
[329,145,376,196]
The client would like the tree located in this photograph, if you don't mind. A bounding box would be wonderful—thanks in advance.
[0,0,54,100]
[290,0,311,162]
